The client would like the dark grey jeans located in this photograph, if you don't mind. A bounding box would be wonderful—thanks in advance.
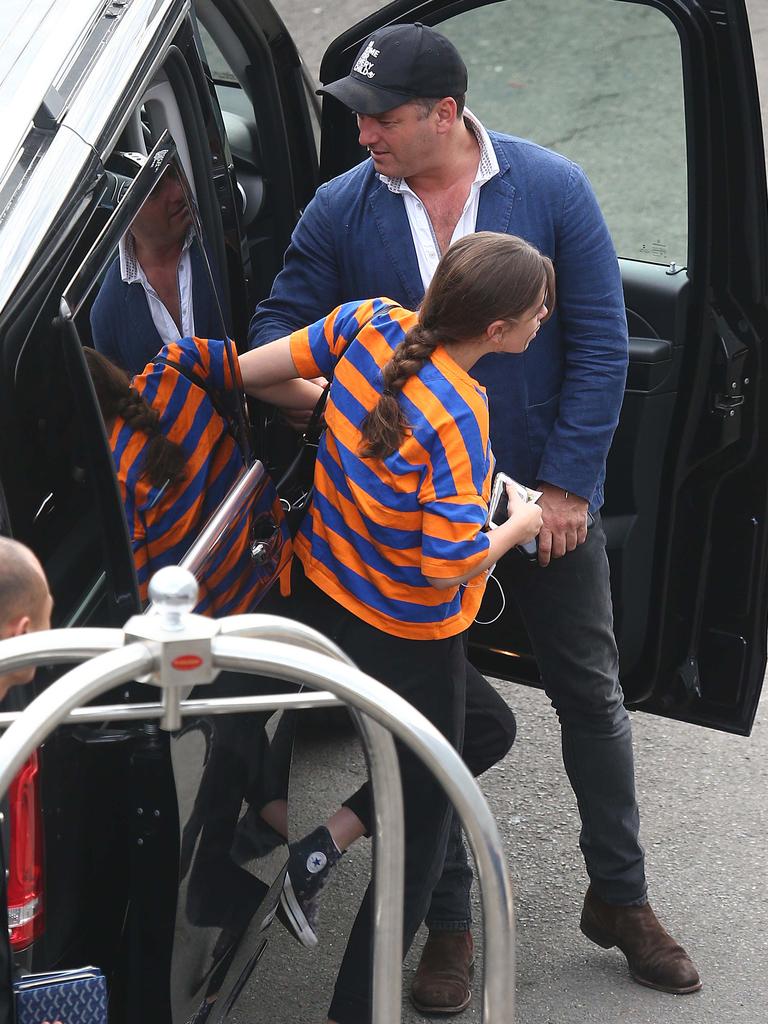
[427,516,647,930]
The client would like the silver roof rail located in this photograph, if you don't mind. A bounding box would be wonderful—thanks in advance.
[0,566,515,1022]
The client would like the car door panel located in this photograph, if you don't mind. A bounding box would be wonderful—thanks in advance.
[59,131,295,1018]
[0,8,301,1015]
[317,0,768,735]
[603,264,687,686]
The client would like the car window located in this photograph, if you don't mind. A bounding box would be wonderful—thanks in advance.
[197,22,239,85]
[69,152,286,618]
[195,11,254,124]
[438,0,687,267]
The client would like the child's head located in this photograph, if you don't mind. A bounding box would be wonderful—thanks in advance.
[361,232,555,459]
[421,232,554,348]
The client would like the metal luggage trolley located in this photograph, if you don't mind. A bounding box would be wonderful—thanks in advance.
[0,566,515,1023]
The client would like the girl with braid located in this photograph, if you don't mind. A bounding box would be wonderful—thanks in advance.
[239,232,553,1024]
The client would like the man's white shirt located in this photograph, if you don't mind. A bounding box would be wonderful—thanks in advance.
[378,109,500,291]
[119,229,195,345]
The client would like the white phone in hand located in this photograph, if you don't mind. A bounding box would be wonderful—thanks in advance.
[486,472,541,560]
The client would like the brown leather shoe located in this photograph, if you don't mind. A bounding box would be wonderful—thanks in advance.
[411,929,474,1014]
[580,886,702,994]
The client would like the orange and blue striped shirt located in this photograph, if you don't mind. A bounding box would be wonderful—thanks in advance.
[109,337,282,615]
[290,298,493,640]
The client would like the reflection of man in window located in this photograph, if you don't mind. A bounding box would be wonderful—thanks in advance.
[91,166,225,375]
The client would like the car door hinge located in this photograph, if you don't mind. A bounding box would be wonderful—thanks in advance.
[711,311,749,419]
[677,656,702,699]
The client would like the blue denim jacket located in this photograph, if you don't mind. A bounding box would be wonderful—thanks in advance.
[249,132,628,512]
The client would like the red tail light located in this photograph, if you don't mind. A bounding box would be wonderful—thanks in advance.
[7,752,44,951]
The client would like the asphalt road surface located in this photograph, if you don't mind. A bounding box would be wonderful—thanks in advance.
[236,3,768,1022]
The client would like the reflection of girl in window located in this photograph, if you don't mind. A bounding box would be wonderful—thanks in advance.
[84,337,280,614]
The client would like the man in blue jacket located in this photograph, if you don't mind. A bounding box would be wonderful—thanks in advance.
[249,23,701,1021]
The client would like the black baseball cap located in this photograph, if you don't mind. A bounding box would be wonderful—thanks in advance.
[318,23,467,116]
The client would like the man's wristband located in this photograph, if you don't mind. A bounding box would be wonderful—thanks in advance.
[539,482,576,501]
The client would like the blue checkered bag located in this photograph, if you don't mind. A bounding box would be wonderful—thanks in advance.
[13,967,106,1024]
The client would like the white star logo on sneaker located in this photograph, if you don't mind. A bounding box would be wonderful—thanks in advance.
[306,851,327,874]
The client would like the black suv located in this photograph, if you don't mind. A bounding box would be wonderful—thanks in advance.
[0,1,766,1022]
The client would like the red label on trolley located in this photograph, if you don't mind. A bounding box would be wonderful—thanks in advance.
[171,654,204,671]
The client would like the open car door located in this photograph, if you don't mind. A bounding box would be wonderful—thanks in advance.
[318,0,768,735]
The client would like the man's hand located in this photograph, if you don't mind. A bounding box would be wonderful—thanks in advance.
[536,482,589,567]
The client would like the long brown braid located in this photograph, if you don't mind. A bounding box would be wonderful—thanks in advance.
[360,232,555,460]
[360,321,441,459]
[84,347,186,488]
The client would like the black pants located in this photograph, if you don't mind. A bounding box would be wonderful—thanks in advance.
[424,656,516,931]
[282,561,510,1024]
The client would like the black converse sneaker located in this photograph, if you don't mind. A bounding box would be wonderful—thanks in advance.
[279,825,342,948]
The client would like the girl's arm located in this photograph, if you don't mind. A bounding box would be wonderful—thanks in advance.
[239,336,298,395]
[256,379,327,412]
[239,340,327,427]
[425,486,543,590]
